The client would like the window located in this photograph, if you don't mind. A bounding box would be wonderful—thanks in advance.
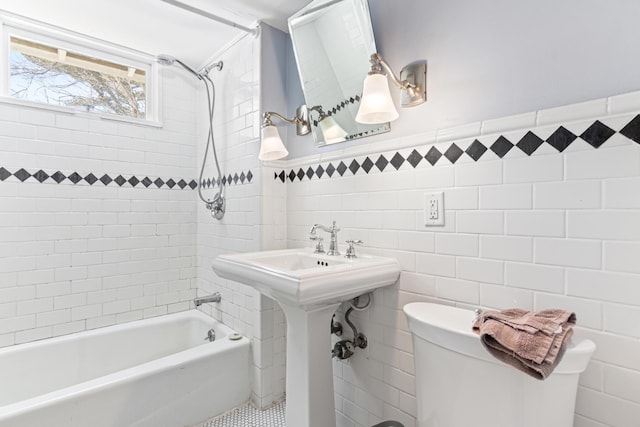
[1,20,158,123]
[10,36,146,118]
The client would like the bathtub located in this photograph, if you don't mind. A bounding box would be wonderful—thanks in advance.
[0,310,251,427]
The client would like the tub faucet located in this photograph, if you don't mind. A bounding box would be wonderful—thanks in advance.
[310,221,340,255]
[194,292,221,307]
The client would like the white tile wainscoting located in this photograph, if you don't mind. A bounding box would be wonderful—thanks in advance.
[0,69,201,347]
[270,92,640,427]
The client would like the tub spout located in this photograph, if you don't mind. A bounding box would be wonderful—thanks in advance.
[194,292,221,307]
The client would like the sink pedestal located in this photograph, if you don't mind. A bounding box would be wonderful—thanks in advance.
[280,302,341,427]
[211,248,400,427]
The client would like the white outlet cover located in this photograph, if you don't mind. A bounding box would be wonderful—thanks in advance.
[424,192,445,226]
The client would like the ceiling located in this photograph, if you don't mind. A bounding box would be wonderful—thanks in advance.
[0,0,311,69]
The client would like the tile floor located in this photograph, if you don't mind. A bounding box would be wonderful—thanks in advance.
[198,401,286,427]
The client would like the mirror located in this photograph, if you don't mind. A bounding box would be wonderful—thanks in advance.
[288,0,389,147]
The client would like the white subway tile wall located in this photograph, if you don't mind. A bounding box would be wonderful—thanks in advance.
[0,68,200,347]
[284,96,640,426]
[193,33,286,409]
[0,29,285,415]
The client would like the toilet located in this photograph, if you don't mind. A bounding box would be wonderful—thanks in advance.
[404,303,596,427]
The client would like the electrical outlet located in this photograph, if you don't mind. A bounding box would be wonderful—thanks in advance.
[424,192,444,226]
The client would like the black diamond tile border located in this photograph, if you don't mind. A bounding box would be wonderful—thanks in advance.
[336,162,348,176]
[375,155,388,171]
[274,115,640,184]
[361,157,374,173]
[0,166,253,191]
[349,160,360,175]
[581,120,615,148]
[0,167,11,181]
[620,114,640,144]
[14,168,31,182]
[425,147,442,165]
[33,170,49,183]
[465,140,488,161]
[407,149,423,168]
[444,143,464,163]
[546,126,577,152]
[490,136,514,158]
[199,171,253,188]
[390,152,405,170]
[517,131,544,155]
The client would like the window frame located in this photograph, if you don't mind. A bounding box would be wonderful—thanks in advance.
[0,14,161,126]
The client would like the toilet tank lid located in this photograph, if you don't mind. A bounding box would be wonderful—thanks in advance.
[403,302,596,375]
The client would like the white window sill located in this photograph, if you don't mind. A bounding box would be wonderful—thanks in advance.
[0,96,163,128]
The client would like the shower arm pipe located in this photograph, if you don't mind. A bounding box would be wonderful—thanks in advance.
[201,60,223,76]
[160,0,259,36]
[174,58,203,80]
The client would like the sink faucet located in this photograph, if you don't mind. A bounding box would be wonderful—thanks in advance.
[310,221,341,255]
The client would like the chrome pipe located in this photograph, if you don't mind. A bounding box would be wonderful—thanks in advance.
[194,292,222,307]
[201,61,223,76]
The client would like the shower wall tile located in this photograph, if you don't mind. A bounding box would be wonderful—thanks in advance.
[0,66,200,346]
[283,97,640,426]
[194,30,286,409]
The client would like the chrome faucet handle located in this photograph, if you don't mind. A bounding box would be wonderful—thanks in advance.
[344,239,363,259]
[310,236,325,253]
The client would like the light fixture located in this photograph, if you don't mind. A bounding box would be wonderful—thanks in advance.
[356,53,427,124]
[259,106,311,161]
[310,106,348,145]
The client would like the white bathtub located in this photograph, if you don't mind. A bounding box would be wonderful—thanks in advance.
[0,310,251,427]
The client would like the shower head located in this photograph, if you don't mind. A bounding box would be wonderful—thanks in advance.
[157,54,203,80]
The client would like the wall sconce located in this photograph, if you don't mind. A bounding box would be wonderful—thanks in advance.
[259,104,351,160]
[259,106,311,161]
[355,53,427,124]
[310,106,348,145]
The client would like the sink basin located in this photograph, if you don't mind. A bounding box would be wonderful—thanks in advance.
[212,247,400,427]
[212,248,400,309]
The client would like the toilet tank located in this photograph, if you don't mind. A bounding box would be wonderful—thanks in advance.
[404,303,595,427]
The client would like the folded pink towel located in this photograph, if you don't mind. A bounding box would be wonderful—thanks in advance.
[472,308,576,380]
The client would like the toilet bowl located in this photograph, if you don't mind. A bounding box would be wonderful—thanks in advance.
[404,303,596,427]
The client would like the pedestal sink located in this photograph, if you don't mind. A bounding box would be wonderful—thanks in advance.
[212,248,400,427]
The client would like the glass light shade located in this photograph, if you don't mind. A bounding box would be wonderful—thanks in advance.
[355,73,399,124]
[259,125,289,161]
[318,116,348,144]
